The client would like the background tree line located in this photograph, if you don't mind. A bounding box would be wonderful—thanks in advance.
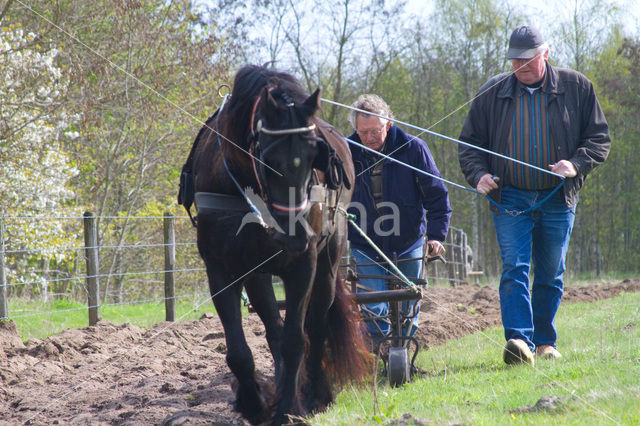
[1,0,638,302]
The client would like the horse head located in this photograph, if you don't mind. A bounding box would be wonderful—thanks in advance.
[250,85,322,253]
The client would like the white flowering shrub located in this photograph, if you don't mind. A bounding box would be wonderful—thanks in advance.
[1,24,81,297]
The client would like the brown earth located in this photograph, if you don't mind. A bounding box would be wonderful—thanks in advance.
[1,278,639,425]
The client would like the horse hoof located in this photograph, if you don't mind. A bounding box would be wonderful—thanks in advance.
[233,380,273,425]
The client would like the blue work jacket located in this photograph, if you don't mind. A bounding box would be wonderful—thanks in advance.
[347,125,451,260]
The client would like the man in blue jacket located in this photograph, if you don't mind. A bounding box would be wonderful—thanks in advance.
[347,94,451,345]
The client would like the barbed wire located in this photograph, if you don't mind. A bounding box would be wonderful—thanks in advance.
[0,215,192,220]
[6,291,211,320]
[2,267,207,289]
[1,241,196,256]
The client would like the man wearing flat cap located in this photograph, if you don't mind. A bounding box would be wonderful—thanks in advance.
[458,25,611,366]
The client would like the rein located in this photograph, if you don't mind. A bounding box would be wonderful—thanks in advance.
[324,98,566,217]
[217,90,319,225]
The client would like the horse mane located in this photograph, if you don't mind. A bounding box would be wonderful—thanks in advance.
[220,65,309,160]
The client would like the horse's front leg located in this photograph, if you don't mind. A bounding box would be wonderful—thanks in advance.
[272,250,317,425]
[302,247,337,413]
[244,273,284,378]
[204,263,272,425]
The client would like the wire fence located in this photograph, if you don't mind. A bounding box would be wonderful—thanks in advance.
[0,212,475,325]
[0,212,208,324]
[431,225,482,286]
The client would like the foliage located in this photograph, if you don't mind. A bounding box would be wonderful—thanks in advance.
[570,29,640,273]
[0,22,82,292]
[272,0,640,277]
[2,0,640,308]
[4,0,242,302]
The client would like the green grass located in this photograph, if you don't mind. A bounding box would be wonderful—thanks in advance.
[464,271,637,289]
[8,283,286,341]
[9,296,216,341]
[311,291,640,425]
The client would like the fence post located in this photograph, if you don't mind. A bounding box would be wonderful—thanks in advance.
[0,218,8,319]
[83,212,100,326]
[164,212,176,322]
[446,231,456,286]
[461,231,468,284]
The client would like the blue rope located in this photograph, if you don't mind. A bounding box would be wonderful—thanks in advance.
[323,98,565,178]
[344,137,566,216]
[486,178,565,216]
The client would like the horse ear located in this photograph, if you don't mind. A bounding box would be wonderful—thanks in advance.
[303,88,321,114]
[265,88,278,108]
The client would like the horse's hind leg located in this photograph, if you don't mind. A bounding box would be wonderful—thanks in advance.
[244,273,284,377]
[205,265,271,424]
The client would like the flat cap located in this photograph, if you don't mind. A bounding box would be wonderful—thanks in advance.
[506,25,546,59]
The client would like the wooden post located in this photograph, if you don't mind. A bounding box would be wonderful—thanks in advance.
[41,257,49,303]
[83,212,100,326]
[453,229,460,284]
[446,231,456,287]
[461,231,468,284]
[163,212,176,322]
[0,218,8,319]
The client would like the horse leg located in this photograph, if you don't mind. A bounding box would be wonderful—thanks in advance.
[272,252,317,425]
[206,265,271,425]
[244,273,284,378]
[302,248,337,413]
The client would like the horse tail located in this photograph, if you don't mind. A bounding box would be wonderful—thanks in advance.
[324,273,373,385]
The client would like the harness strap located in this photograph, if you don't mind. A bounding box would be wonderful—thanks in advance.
[218,134,267,224]
[178,109,220,227]
[194,192,251,213]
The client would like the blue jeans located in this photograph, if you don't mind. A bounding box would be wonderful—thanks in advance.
[493,186,575,350]
[352,245,424,338]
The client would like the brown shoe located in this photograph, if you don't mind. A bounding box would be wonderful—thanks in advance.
[503,339,535,366]
[536,345,562,359]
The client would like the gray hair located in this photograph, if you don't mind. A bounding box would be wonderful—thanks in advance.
[348,94,394,129]
[537,42,550,55]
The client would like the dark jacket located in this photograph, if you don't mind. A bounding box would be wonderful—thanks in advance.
[458,63,611,208]
[347,125,451,259]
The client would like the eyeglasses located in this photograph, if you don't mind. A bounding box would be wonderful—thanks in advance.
[357,127,385,137]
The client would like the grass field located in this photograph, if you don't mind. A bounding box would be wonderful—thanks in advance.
[8,284,288,341]
[311,290,640,425]
[9,295,217,341]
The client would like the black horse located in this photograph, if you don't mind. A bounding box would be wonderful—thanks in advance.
[178,65,370,425]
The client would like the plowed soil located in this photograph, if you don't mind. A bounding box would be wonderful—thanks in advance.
[1,278,639,425]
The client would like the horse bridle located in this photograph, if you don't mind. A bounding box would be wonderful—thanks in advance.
[248,91,320,214]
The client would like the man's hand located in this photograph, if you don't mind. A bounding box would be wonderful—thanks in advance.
[476,173,499,195]
[427,240,445,257]
[549,160,577,178]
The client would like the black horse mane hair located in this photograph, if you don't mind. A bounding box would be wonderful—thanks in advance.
[223,65,309,149]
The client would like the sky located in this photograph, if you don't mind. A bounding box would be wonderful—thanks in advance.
[404,0,640,34]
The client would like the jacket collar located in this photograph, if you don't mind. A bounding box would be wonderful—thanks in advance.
[498,62,564,99]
